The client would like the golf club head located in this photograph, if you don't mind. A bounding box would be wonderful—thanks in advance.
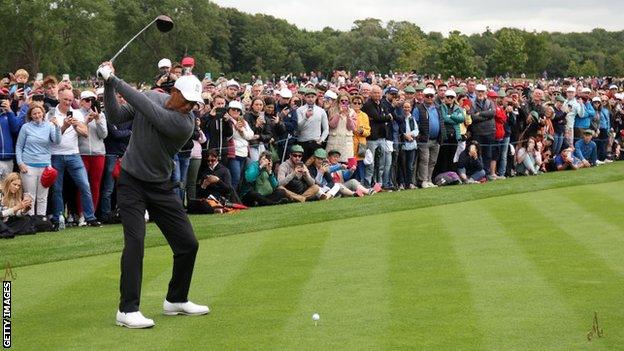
[156,15,174,32]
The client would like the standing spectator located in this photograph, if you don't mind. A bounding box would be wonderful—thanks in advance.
[397,101,418,189]
[15,105,61,217]
[468,84,498,180]
[362,85,392,187]
[574,88,594,140]
[351,95,370,182]
[224,80,240,104]
[47,87,101,229]
[593,97,610,163]
[244,97,273,162]
[42,76,60,111]
[226,100,253,191]
[0,89,24,179]
[413,88,445,188]
[201,95,232,163]
[551,95,568,154]
[186,117,207,201]
[77,90,108,225]
[491,90,508,179]
[564,86,583,147]
[296,88,329,160]
[435,89,464,176]
[326,93,356,162]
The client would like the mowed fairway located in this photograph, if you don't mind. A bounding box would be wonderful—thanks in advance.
[7,169,624,350]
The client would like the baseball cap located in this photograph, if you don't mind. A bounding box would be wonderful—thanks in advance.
[80,90,97,100]
[583,129,594,135]
[487,90,498,98]
[227,100,243,111]
[581,87,591,93]
[173,75,204,107]
[278,88,293,99]
[226,79,240,89]
[591,96,601,103]
[313,148,328,159]
[387,86,399,94]
[423,88,436,95]
[404,86,416,94]
[181,57,195,67]
[615,93,623,100]
[566,86,576,93]
[95,87,104,96]
[555,95,566,103]
[444,90,457,98]
[609,84,618,90]
[476,84,487,92]
[290,144,304,153]
[324,90,338,100]
[157,58,171,69]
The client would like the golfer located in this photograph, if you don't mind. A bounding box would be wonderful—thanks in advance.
[98,62,209,329]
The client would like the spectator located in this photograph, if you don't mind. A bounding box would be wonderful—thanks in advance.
[277,144,320,202]
[47,87,101,229]
[42,76,60,111]
[551,95,568,154]
[15,105,61,217]
[0,88,24,179]
[201,95,232,163]
[457,141,486,183]
[397,100,419,189]
[326,150,378,195]
[306,148,342,199]
[244,97,273,162]
[564,86,583,147]
[593,97,610,163]
[226,100,254,191]
[515,137,542,175]
[296,88,329,160]
[574,129,597,167]
[362,85,392,187]
[77,90,108,224]
[195,149,238,204]
[225,80,240,104]
[491,90,508,179]
[554,148,583,171]
[186,117,207,202]
[0,172,34,235]
[240,151,289,206]
[413,87,445,188]
[351,95,370,182]
[468,84,497,180]
[574,87,594,139]
[326,93,356,162]
[436,89,464,176]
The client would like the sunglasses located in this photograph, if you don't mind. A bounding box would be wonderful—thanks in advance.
[444,96,454,99]
[229,108,241,113]
[424,94,434,98]
[352,101,362,105]
[291,153,303,158]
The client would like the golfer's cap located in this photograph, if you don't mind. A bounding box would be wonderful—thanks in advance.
[592,96,602,103]
[80,90,96,100]
[290,144,304,153]
[313,148,328,159]
[227,100,243,111]
[158,58,171,68]
[324,90,338,100]
[581,87,592,93]
[226,79,240,89]
[173,75,204,107]
[566,86,576,93]
[476,84,487,92]
[278,88,292,99]
[444,90,457,97]
[609,84,618,90]
[423,87,436,95]
[181,56,195,67]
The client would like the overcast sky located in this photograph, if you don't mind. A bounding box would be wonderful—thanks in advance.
[211,0,622,35]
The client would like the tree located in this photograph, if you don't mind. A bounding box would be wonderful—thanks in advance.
[388,21,429,72]
[489,28,528,76]
[523,32,549,76]
[437,31,477,78]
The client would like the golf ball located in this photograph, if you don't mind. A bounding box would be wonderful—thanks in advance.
[312,313,320,321]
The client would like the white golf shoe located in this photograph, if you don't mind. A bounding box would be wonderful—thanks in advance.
[116,311,155,329]
[163,300,210,316]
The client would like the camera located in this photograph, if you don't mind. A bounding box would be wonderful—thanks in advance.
[91,99,101,113]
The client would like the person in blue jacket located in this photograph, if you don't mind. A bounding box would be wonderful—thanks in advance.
[0,88,26,178]
[574,88,594,140]
[573,129,597,167]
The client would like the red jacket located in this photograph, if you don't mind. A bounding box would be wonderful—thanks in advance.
[494,105,507,140]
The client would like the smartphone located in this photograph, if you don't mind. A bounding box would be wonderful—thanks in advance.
[32,94,45,102]
[62,74,70,81]
[66,110,73,118]
[35,73,43,81]
[0,94,8,100]
[16,83,25,90]
[204,72,212,81]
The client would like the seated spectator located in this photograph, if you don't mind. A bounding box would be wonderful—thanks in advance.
[196,149,238,204]
[15,105,61,217]
[326,150,378,196]
[554,148,583,171]
[240,151,290,207]
[306,148,343,199]
[277,144,320,202]
[573,129,597,167]
[515,137,542,175]
[0,172,35,235]
[457,141,486,183]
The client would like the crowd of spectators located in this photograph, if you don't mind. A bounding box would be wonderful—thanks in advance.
[1,60,622,238]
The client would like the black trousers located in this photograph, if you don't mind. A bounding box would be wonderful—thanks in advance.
[117,170,199,313]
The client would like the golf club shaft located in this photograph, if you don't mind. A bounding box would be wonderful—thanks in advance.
[109,17,158,63]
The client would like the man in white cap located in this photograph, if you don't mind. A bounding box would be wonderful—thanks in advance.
[564,86,583,147]
[225,79,240,103]
[155,58,175,93]
[468,84,498,180]
[97,61,209,329]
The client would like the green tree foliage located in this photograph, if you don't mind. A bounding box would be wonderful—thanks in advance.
[1,1,623,80]
[437,31,477,78]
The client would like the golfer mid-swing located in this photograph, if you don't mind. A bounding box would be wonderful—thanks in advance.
[98,62,209,329]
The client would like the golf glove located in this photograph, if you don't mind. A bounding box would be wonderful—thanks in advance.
[97,64,114,81]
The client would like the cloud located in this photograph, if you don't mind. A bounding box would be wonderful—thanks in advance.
[211,0,623,34]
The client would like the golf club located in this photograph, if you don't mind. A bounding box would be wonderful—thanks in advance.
[109,15,174,63]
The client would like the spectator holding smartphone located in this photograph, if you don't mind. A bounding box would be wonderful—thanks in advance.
[326,93,356,162]
[0,88,25,180]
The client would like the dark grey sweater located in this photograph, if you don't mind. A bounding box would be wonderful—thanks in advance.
[104,76,194,182]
